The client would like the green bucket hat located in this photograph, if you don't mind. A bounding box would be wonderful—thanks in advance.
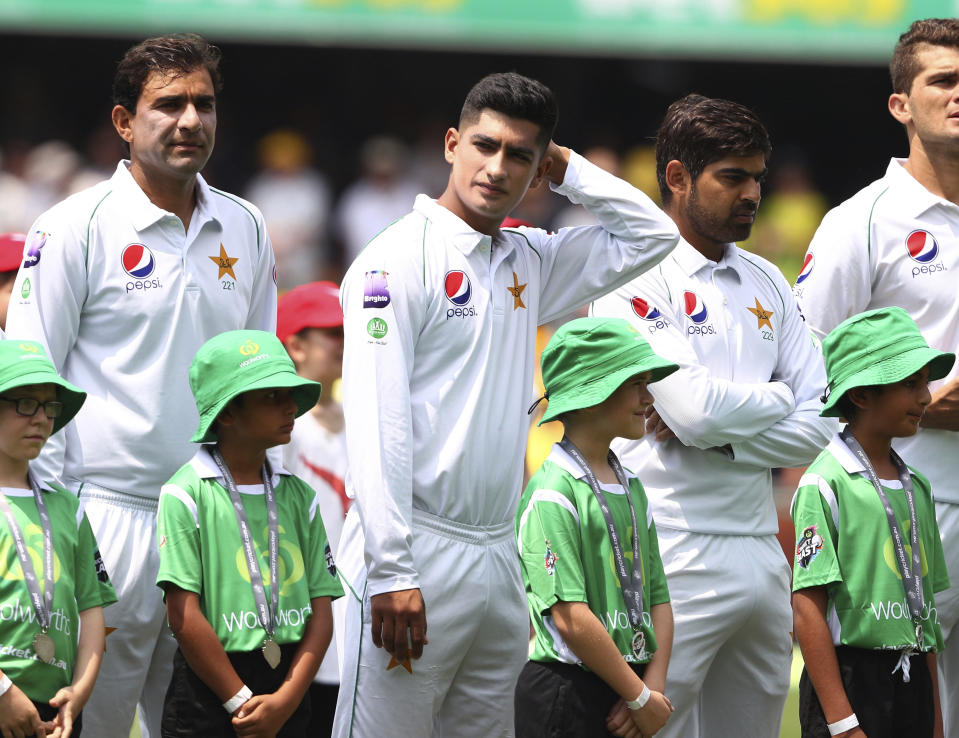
[537,317,679,425]
[820,307,955,418]
[189,330,322,443]
[0,340,86,434]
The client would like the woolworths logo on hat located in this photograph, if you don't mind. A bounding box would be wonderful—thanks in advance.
[20,279,30,299]
[239,340,260,356]
[367,318,388,339]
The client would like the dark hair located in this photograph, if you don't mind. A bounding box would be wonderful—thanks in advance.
[890,18,959,94]
[459,72,558,152]
[655,94,771,204]
[835,385,882,423]
[113,33,223,112]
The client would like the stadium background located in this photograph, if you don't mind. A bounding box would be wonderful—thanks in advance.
[0,1,941,735]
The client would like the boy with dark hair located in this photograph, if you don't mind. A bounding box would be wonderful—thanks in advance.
[593,94,834,738]
[0,341,116,738]
[792,307,953,738]
[514,317,676,738]
[6,32,277,737]
[156,330,342,737]
[334,71,679,737]
[277,281,348,734]
[794,18,959,733]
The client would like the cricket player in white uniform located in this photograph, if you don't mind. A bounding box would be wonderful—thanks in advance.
[332,72,680,738]
[5,34,277,738]
[794,18,959,735]
[593,95,835,738]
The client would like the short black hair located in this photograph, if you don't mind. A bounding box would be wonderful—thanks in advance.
[835,385,882,423]
[890,18,959,94]
[113,33,222,113]
[459,72,558,153]
[655,94,771,205]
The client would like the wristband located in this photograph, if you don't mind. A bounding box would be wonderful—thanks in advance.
[0,674,11,698]
[222,685,252,714]
[626,683,651,710]
[827,714,859,736]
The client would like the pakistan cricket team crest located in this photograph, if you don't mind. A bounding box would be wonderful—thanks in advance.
[796,524,824,569]
[544,539,558,576]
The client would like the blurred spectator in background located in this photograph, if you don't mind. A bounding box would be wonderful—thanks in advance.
[334,135,419,269]
[0,149,30,232]
[742,152,827,283]
[246,129,334,289]
[0,233,25,333]
[21,141,82,224]
[70,122,129,193]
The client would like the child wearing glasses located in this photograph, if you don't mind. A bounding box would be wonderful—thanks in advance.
[0,340,116,738]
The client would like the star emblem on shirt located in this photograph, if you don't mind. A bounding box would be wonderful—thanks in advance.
[507,271,527,310]
[387,655,413,673]
[747,297,773,331]
[209,243,239,280]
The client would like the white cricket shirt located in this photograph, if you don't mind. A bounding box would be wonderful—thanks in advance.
[6,161,277,499]
[341,150,680,596]
[795,159,959,505]
[593,239,836,535]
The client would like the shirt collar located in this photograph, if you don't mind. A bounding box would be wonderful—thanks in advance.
[191,445,291,485]
[112,161,221,234]
[885,158,959,219]
[545,443,636,485]
[827,431,867,475]
[413,194,505,256]
[670,238,742,282]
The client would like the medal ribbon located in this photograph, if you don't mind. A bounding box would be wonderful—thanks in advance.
[559,438,645,631]
[0,473,53,636]
[841,429,924,649]
[211,448,279,644]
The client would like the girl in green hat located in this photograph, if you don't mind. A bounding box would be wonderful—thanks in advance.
[0,340,116,738]
[792,307,955,738]
[514,317,679,737]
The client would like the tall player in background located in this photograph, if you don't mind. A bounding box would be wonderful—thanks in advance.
[5,34,277,738]
[333,71,679,737]
[794,17,959,735]
[593,95,834,738]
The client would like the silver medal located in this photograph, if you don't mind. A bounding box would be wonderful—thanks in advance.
[34,632,55,662]
[263,638,281,669]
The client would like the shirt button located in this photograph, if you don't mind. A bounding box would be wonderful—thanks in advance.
[723,298,728,305]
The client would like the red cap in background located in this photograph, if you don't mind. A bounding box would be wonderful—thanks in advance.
[0,233,26,273]
[277,281,343,343]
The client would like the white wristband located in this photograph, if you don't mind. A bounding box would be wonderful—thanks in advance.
[222,685,252,714]
[626,683,651,710]
[0,674,11,698]
[827,714,859,735]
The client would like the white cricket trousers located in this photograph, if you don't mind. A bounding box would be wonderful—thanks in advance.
[332,507,528,738]
[654,529,793,738]
[78,487,177,738]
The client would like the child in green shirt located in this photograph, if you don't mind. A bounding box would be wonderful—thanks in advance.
[792,307,954,738]
[515,317,678,737]
[0,340,116,738]
[156,330,343,737]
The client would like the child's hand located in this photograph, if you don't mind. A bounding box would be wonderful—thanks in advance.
[630,689,674,736]
[0,681,48,737]
[45,685,80,738]
[231,692,295,738]
[605,699,642,737]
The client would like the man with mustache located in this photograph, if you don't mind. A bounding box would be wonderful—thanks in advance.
[593,94,834,738]
[5,33,277,738]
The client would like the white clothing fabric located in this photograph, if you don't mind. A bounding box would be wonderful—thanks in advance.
[794,157,959,732]
[652,529,793,738]
[6,161,277,497]
[592,239,836,535]
[76,488,177,738]
[332,512,528,738]
[337,149,679,735]
[282,410,349,684]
